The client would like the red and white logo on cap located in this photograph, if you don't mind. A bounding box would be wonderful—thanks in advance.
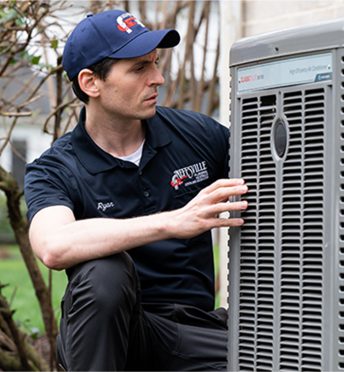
[116,13,145,34]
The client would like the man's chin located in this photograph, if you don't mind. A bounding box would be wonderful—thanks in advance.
[139,106,157,120]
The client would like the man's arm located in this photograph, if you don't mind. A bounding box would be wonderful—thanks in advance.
[29,178,248,270]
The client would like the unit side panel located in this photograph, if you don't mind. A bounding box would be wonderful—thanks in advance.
[228,70,253,371]
[335,47,344,371]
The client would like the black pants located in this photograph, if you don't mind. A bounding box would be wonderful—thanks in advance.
[57,252,227,371]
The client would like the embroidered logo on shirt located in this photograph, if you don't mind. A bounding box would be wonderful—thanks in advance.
[170,161,209,190]
[97,202,115,212]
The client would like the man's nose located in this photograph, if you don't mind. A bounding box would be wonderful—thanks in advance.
[149,67,165,86]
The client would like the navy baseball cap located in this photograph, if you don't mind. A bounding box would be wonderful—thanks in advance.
[62,9,180,80]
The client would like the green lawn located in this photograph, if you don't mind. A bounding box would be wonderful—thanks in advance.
[213,243,221,308]
[0,245,67,336]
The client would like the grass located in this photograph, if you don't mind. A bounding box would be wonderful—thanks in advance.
[213,243,221,308]
[0,245,67,336]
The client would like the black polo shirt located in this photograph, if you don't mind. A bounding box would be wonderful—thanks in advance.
[25,106,229,312]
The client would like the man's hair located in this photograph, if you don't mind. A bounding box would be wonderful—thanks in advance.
[72,58,118,104]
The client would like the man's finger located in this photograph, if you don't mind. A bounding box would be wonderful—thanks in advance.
[213,217,245,228]
[209,200,248,215]
[206,184,248,203]
[201,178,245,194]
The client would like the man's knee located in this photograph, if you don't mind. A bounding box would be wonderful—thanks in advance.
[58,253,139,371]
[66,252,137,313]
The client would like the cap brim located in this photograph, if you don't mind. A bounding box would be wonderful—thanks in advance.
[109,29,180,59]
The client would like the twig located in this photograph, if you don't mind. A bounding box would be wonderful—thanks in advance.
[0,111,31,117]
[0,117,17,156]
[194,1,210,112]
[207,30,220,116]
[177,1,196,109]
[53,55,63,142]
[42,98,77,135]
[0,296,31,370]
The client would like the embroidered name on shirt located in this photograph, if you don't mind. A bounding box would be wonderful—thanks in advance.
[170,161,209,190]
[97,202,115,212]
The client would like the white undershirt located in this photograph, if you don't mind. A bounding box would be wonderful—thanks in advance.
[117,141,145,166]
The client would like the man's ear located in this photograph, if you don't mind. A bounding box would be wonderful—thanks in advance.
[78,69,100,98]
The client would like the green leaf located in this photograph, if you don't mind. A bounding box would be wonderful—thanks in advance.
[50,39,58,50]
[31,55,41,65]
[15,15,25,26]
[0,8,17,25]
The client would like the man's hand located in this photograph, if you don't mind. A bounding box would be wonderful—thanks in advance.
[167,178,248,239]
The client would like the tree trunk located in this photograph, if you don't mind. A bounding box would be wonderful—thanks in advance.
[0,166,57,370]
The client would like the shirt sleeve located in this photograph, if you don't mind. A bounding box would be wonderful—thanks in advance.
[24,158,75,222]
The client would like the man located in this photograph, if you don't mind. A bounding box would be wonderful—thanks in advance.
[24,9,248,371]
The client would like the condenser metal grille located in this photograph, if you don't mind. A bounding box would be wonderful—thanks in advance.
[236,87,326,371]
[279,88,325,371]
[238,95,277,371]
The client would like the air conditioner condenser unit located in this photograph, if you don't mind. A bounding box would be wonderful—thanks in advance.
[228,19,344,372]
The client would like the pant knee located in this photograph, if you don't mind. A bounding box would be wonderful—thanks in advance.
[66,252,137,313]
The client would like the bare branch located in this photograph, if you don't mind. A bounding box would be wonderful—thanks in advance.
[0,295,31,371]
[138,0,147,22]
[43,98,79,135]
[177,1,196,109]
[0,111,31,118]
[194,1,210,112]
[123,0,130,12]
[207,29,220,116]
[0,4,50,77]
[0,117,18,156]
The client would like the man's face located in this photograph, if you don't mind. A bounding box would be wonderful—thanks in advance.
[95,50,165,121]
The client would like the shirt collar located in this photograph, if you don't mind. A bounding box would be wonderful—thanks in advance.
[71,107,171,174]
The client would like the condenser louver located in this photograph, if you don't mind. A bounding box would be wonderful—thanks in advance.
[228,19,344,372]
